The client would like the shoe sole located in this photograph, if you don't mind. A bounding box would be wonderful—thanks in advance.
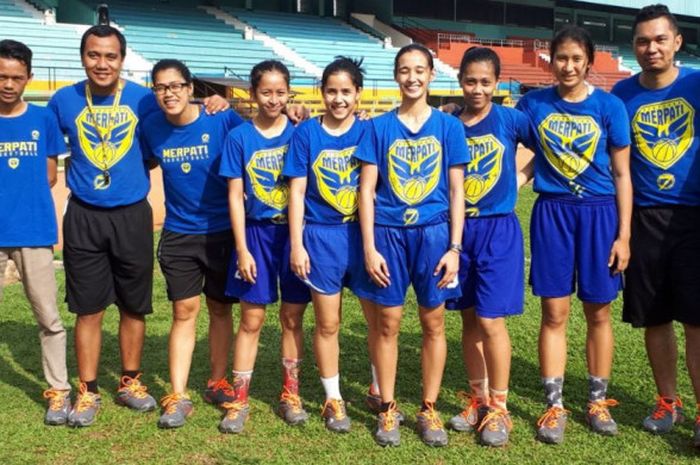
[116,398,157,412]
[375,438,400,447]
[45,418,69,426]
[448,422,474,433]
[536,434,563,445]
[422,439,448,447]
[68,419,96,428]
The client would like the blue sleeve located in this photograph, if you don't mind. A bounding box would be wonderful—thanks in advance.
[140,120,156,162]
[353,121,378,165]
[604,95,631,148]
[512,108,534,150]
[44,110,66,157]
[138,92,161,120]
[223,109,245,133]
[445,115,468,166]
[219,132,244,179]
[46,94,65,134]
[282,125,310,178]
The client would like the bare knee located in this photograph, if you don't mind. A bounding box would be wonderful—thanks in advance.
[316,316,340,339]
[478,316,506,339]
[541,309,568,330]
[420,308,445,339]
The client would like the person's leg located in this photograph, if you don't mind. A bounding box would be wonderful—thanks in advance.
[75,311,105,388]
[279,301,306,393]
[167,296,201,394]
[206,297,233,382]
[374,305,403,404]
[419,304,446,404]
[462,309,488,403]
[119,309,146,374]
[478,316,510,406]
[539,296,570,398]
[312,292,342,391]
[360,298,380,397]
[684,324,700,410]
[645,323,678,398]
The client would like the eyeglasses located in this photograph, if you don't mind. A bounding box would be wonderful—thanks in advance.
[152,82,189,95]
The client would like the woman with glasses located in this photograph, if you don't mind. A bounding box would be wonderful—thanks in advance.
[141,59,244,429]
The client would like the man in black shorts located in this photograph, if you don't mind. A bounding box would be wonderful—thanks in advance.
[611,5,700,447]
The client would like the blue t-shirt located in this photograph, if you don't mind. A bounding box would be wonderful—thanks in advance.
[611,67,700,206]
[219,119,294,222]
[48,80,160,207]
[354,108,468,227]
[455,104,531,217]
[282,117,367,224]
[0,104,66,246]
[516,86,630,198]
[142,109,244,234]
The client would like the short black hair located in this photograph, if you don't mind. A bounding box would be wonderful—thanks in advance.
[458,47,501,81]
[80,25,127,58]
[321,56,365,90]
[0,39,32,75]
[633,4,679,35]
[393,43,434,77]
[250,60,290,91]
[151,59,193,84]
[550,25,595,65]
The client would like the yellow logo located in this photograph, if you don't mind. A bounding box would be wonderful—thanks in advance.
[93,173,110,190]
[8,158,19,169]
[312,146,360,217]
[388,136,441,205]
[202,133,210,143]
[538,114,600,180]
[181,163,191,174]
[633,98,694,170]
[464,134,504,206]
[246,145,289,211]
[75,105,138,171]
[657,173,676,190]
[403,208,419,225]
[31,130,39,140]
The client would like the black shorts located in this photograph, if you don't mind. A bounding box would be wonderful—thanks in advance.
[623,206,700,327]
[63,196,153,316]
[157,229,236,303]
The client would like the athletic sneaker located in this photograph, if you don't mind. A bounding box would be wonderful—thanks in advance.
[116,374,157,412]
[203,378,236,405]
[277,388,308,425]
[586,399,619,436]
[478,408,512,447]
[67,383,101,428]
[321,399,351,433]
[642,396,684,434]
[693,415,700,448]
[158,393,194,429]
[366,387,405,423]
[448,392,488,432]
[218,400,250,434]
[374,401,401,447]
[416,402,448,447]
[536,406,569,444]
[43,388,71,426]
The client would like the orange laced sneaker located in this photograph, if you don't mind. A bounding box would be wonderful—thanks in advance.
[43,388,71,426]
[478,407,513,447]
[375,400,401,447]
[321,399,351,433]
[116,373,157,412]
[586,398,619,435]
[67,382,101,428]
[278,387,308,425]
[204,378,236,405]
[448,391,488,432]
[219,400,250,434]
[536,405,569,444]
[158,393,193,429]
[643,395,684,434]
[416,401,448,447]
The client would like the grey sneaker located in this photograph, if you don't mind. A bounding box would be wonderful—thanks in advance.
[693,416,700,448]
[43,388,71,426]
[416,402,448,447]
[158,393,194,429]
[366,388,405,423]
[219,401,250,434]
[448,393,488,432]
[321,399,351,433]
[536,406,568,444]
[203,378,235,406]
[68,383,101,428]
[116,374,157,412]
[586,399,619,436]
[478,408,512,447]
[277,389,308,425]
[374,402,401,447]
[643,396,684,434]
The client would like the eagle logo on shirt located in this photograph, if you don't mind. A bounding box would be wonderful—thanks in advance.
[464,134,504,208]
[312,146,360,219]
[246,145,289,210]
[75,105,138,171]
[387,136,442,205]
[632,98,694,170]
[538,114,600,180]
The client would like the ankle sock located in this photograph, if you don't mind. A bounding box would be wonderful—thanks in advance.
[84,379,99,394]
[232,370,253,403]
[469,378,489,404]
[542,376,564,408]
[282,358,301,394]
[588,374,609,402]
[489,388,509,411]
[320,373,342,400]
[121,370,140,380]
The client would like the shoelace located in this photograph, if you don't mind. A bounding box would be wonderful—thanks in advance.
[119,374,149,399]
[209,378,235,397]
[75,384,98,413]
[280,388,304,413]
[650,395,680,420]
[221,400,247,420]
[322,399,346,420]
[456,391,482,426]
[588,399,619,422]
[160,393,189,415]
[379,401,398,431]
[43,389,68,412]
[419,401,444,431]
[478,408,512,433]
[537,406,569,430]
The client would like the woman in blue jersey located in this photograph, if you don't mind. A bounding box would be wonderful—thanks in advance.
[445,47,533,447]
[218,60,310,434]
[142,60,243,429]
[516,25,633,444]
[355,44,467,447]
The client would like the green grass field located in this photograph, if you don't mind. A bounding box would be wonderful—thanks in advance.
[1,186,697,465]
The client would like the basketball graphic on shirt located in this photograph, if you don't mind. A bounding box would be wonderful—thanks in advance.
[464,134,504,204]
[313,146,360,216]
[538,114,600,180]
[75,105,137,172]
[246,145,289,210]
[633,98,694,170]
[403,208,419,225]
[388,136,441,205]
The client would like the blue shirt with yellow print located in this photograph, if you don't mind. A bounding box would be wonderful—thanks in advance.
[454,104,531,217]
[516,86,630,198]
[48,80,160,207]
[282,117,366,224]
[219,119,294,222]
[354,108,468,227]
[612,67,700,206]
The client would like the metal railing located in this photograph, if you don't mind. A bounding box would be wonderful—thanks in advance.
[437,33,527,49]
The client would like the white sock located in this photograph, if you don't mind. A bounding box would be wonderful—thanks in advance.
[370,364,380,395]
[321,373,342,400]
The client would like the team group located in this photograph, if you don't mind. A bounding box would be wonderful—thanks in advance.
[0,2,698,449]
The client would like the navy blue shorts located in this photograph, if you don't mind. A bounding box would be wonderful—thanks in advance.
[225,222,310,305]
[354,221,461,308]
[446,213,524,318]
[530,195,622,303]
[301,222,367,295]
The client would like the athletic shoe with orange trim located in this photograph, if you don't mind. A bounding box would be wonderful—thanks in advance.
[416,401,448,447]
[448,391,488,432]
[158,393,193,429]
[366,386,405,423]
[116,374,157,412]
[586,398,619,436]
[374,401,401,447]
[67,383,101,428]
[277,387,308,425]
[478,407,512,447]
[321,398,351,433]
[203,378,236,406]
[218,400,250,434]
[642,395,684,434]
[43,388,71,426]
[536,405,569,444]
